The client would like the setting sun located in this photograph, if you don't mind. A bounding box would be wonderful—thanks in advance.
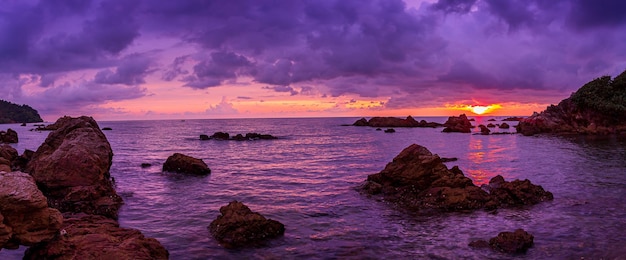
[471,106,489,114]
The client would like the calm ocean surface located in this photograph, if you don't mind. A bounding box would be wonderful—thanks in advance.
[1,117,625,259]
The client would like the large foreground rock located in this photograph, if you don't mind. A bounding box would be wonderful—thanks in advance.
[442,114,473,133]
[0,171,63,250]
[517,70,626,136]
[361,144,553,213]
[24,214,169,259]
[353,116,443,128]
[163,153,211,175]
[25,116,122,219]
[209,201,285,248]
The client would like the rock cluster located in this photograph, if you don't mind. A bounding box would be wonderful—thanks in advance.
[163,153,211,175]
[469,229,534,254]
[361,144,553,212]
[24,214,169,259]
[442,114,473,133]
[0,129,18,143]
[353,116,443,128]
[25,116,123,219]
[201,132,278,141]
[209,201,285,248]
[0,171,63,250]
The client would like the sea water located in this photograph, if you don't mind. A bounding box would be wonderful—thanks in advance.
[1,117,625,259]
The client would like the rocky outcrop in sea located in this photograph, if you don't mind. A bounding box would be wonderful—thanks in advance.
[201,132,278,141]
[360,144,553,213]
[163,153,211,175]
[353,116,443,128]
[517,70,626,136]
[469,229,534,254]
[0,129,18,143]
[209,201,285,248]
[442,114,473,133]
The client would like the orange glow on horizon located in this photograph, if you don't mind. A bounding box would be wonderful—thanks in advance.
[446,103,503,115]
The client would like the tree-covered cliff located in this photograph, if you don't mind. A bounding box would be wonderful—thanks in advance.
[0,100,44,124]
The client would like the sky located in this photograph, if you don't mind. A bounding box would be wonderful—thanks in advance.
[1,0,625,121]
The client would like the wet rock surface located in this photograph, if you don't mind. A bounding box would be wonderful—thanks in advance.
[163,153,211,175]
[0,129,18,143]
[360,144,553,213]
[24,214,169,260]
[25,116,122,219]
[0,171,63,250]
[209,201,285,248]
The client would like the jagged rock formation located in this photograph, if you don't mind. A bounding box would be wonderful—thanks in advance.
[0,129,18,143]
[517,70,626,136]
[360,144,553,213]
[442,114,473,133]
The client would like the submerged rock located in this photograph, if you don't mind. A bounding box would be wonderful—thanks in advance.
[442,114,472,133]
[25,116,122,219]
[471,229,534,254]
[0,129,18,143]
[209,201,285,248]
[499,123,510,129]
[24,214,169,260]
[384,128,396,133]
[201,132,278,141]
[163,153,211,175]
[479,125,491,135]
[0,171,63,250]
[360,144,553,213]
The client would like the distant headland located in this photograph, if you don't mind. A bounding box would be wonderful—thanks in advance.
[0,100,43,124]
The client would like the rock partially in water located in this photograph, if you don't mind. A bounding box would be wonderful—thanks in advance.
[361,144,553,213]
[0,129,18,143]
[479,125,491,135]
[471,229,534,254]
[211,132,230,140]
[442,114,472,133]
[502,117,524,121]
[25,116,123,219]
[384,128,396,133]
[484,175,553,208]
[499,122,510,129]
[0,171,63,250]
[517,70,626,136]
[209,201,285,248]
[24,214,169,260]
[203,132,278,141]
[352,116,443,128]
[163,153,211,175]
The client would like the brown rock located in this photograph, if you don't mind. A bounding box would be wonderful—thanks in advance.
[24,214,169,260]
[479,125,491,135]
[25,116,122,219]
[0,129,18,143]
[442,114,472,133]
[209,201,285,248]
[353,118,369,126]
[163,153,211,175]
[0,145,18,162]
[353,116,443,128]
[361,144,491,212]
[499,122,510,129]
[489,229,534,253]
[0,171,63,249]
[361,144,553,213]
[487,175,553,206]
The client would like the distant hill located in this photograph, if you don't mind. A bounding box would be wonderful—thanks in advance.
[0,100,44,124]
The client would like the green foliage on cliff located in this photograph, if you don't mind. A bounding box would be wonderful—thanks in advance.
[570,70,626,118]
[0,100,44,124]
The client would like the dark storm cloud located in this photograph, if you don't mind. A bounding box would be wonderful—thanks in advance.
[431,0,478,14]
[1,0,626,118]
[182,51,253,89]
[94,54,153,85]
